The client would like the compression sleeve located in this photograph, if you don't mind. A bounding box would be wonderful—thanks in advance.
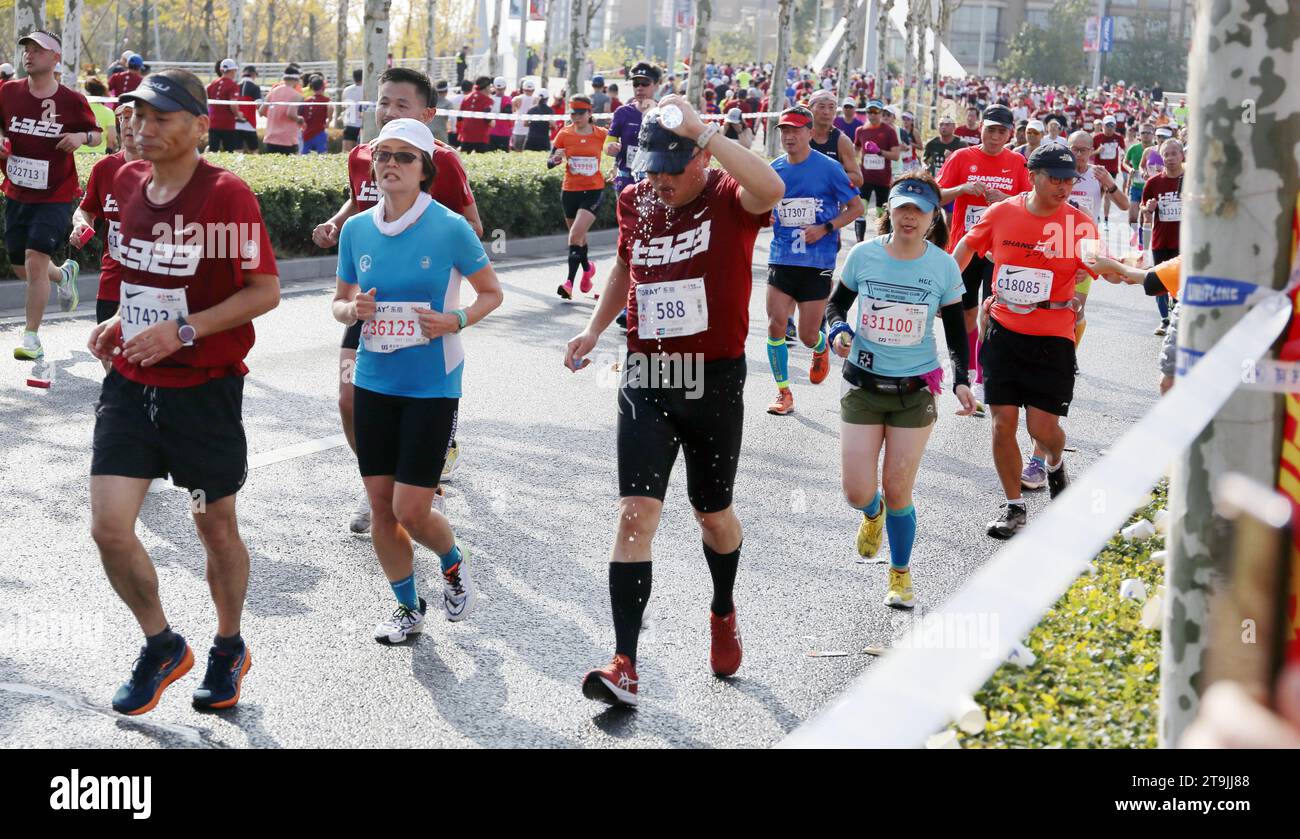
[940,301,971,390]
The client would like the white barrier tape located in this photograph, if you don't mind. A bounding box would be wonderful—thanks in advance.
[778,290,1293,749]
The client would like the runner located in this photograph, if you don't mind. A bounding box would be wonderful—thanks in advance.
[204,59,242,152]
[852,98,901,243]
[563,95,783,707]
[234,65,261,153]
[1140,138,1183,336]
[550,95,607,300]
[1012,118,1045,159]
[922,115,964,178]
[300,75,332,154]
[1091,115,1123,221]
[71,100,142,371]
[1,30,100,360]
[1122,123,1155,228]
[259,67,303,154]
[524,88,553,151]
[312,67,483,533]
[952,145,1099,538]
[456,76,494,153]
[954,105,981,145]
[808,89,863,189]
[824,173,975,607]
[85,69,280,714]
[833,98,864,140]
[332,118,502,640]
[605,61,660,195]
[341,69,365,152]
[764,104,863,416]
[936,104,1031,414]
[510,79,538,151]
[488,77,513,152]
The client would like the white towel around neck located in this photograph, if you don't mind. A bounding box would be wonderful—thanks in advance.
[374,191,433,237]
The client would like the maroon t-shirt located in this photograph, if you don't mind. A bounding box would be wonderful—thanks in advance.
[301,94,331,140]
[854,123,899,187]
[347,140,474,215]
[79,151,133,301]
[108,72,142,99]
[0,78,99,203]
[1092,131,1122,174]
[206,77,241,131]
[111,158,278,387]
[457,89,494,144]
[954,125,981,146]
[618,168,770,362]
[1141,173,1183,253]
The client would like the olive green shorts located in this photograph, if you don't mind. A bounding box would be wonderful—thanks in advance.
[840,386,937,427]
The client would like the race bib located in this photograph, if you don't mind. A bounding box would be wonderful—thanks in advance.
[995,265,1053,307]
[568,155,599,177]
[624,143,638,162]
[1157,192,1181,222]
[1069,194,1095,217]
[361,302,431,354]
[775,197,817,228]
[106,220,122,261]
[862,153,886,171]
[964,204,986,230]
[119,283,189,343]
[636,278,708,339]
[860,297,928,347]
[1098,143,1117,160]
[6,154,49,189]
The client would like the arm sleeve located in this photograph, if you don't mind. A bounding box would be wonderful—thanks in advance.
[825,280,857,330]
[940,301,970,389]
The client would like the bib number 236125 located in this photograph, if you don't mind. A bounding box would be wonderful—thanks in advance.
[362,302,431,353]
[636,278,708,338]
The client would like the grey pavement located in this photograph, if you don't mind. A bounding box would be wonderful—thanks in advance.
[0,214,1162,748]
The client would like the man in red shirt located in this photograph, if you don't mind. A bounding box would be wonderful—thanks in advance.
[954,105,982,146]
[108,53,144,98]
[457,75,494,153]
[86,69,280,715]
[1141,138,1184,335]
[204,59,242,152]
[311,67,483,533]
[1092,114,1123,219]
[563,96,784,707]
[0,30,101,360]
[851,98,900,242]
[937,104,1031,404]
[300,74,332,154]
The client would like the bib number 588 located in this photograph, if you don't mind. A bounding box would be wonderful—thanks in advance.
[655,300,687,320]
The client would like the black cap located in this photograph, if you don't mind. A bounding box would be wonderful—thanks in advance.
[981,104,1014,128]
[632,109,695,175]
[1026,144,1079,179]
[119,69,208,116]
[629,61,661,83]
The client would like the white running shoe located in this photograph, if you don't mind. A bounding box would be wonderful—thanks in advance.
[373,598,427,644]
[441,548,478,622]
[13,331,42,360]
[441,440,459,480]
[349,489,371,534]
[56,259,80,312]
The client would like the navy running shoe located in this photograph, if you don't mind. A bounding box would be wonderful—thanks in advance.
[192,642,252,710]
[111,635,194,715]
[785,317,797,344]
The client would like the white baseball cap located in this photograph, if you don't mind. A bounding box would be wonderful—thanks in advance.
[369,117,436,156]
[493,76,506,88]
[841,98,856,108]
[1102,115,1116,125]
[0,63,13,76]
[522,78,536,91]
[1026,119,1045,132]
[725,108,743,124]
[220,58,238,72]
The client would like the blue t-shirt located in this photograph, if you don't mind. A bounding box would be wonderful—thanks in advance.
[608,101,645,174]
[769,150,859,270]
[839,236,964,377]
[337,200,490,399]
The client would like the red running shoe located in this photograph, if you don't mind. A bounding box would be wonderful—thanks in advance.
[710,610,743,676]
[809,347,830,384]
[582,654,639,707]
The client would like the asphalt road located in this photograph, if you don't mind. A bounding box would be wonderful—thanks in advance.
[0,214,1164,748]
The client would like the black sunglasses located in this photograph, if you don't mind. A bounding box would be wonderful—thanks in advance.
[632,79,653,87]
[373,150,419,164]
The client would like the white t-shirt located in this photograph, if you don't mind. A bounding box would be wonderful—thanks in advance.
[1068,167,1103,224]
[512,94,535,135]
[342,84,365,128]
[448,93,464,131]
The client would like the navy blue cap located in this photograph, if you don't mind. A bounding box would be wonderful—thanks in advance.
[866,99,884,111]
[631,109,696,174]
[888,179,941,213]
[1027,144,1079,179]
[119,71,207,116]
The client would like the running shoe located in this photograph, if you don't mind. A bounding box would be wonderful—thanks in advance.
[56,259,80,312]
[441,439,459,480]
[784,317,797,345]
[581,653,639,707]
[856,508,884,558]
[987,503,1028,539]
[1021,457,1048,490]
[1047,460,1069,500]
[441,549,478,622]
[374,597,427,644]
[580,261,597,293]
[1153,319,1168,336]
[884,567,915,609]
[192,642,252,710]
[809,347,830,384]
[111,635,194,715]
[13,330,42,360]
[709,610,743,677]
[970,382,987,418]
[556,281,573,300]
[766,388,794,416]
[349,488,371,534]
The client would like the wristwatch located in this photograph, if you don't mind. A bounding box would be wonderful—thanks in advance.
[177,316,197,346]
[1105,185,1118,195]
[823,221,835,234]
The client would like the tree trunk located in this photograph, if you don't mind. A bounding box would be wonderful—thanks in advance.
[140,0,149,60]
[308,14,319,62]
[913,0,930,119]
[765,0,794,156]
[62,0,84,87]
[541,0,555,93]
[516,0,530,86]
[1158,0,1300,746]
[566,0,585,96]
[263,0,277,62]
[933,0,958,130]
[902,1,915,113]
[685,0,712,110]
[876,0,893,88]
[14,0,43,79]
[490,0,506,76]
[426,0,437,78]
[836,0,857,101]
[362,0,392,141]
[336,0,348,95]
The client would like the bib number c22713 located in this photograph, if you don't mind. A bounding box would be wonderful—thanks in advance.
[119,282,190,343]
[860,297,928,347]
[636,278,708,339]
[361,302,431,354]
[6,154,49,189]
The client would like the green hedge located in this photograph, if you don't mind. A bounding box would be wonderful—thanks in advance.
[0,150,618,276]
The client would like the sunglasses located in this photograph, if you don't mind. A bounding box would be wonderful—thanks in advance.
[866,109,881,114]
[632,80,653,88]
[373,150,419,164]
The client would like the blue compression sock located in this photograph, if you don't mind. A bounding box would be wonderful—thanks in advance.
[886,505,917,570]
[860,491,882,518]
[438,544,463,575]
[390,573,419,610]
[766,337,789,387]
[813,330,827,353]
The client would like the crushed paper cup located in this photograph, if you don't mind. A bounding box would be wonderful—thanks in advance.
[926,730,960,749]
[1119,578,1148,602]
[1153,508,1170,534]
[1122,519,1156,541]
[1140,594,1164,629]
[1006,642,1037,668]
[1150,549,1168,566]
[862,645,887,656]
[953,695,986,734]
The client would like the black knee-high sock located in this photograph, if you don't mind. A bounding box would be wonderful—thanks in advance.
[704,541,741,616]
[567,246,582,283]
[578,243,590,271]
[610,562,652,662]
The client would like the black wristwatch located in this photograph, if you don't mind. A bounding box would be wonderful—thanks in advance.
[1105,185,1117,195]
[177,316,197,346]
[823,221,835,234]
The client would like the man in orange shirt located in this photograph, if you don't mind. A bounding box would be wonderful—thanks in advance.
[953,145,1098,539]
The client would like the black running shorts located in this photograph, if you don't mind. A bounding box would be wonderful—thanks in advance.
[562,188,605,219]
[767,264,834,303]
[353,386,458,488]
[980,319,1076,416]
[961,254,994,310]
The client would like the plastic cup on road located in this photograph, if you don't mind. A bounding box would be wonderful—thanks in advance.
[926,730,960,749]
[1121,518,1155,541]
[1119,578,1148,602]
[953,695,986,734]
